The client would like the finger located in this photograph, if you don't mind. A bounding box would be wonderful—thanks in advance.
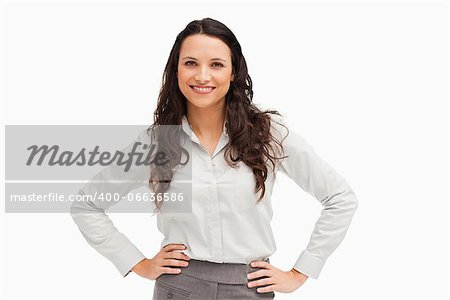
[161,267,182,274]
[256,284,276,293]
[247,277,274,288]
[165,252,191,261]
[247,269,270,280]
[163,244,187,252]
[163,258,189,267]
[250,261,271,269]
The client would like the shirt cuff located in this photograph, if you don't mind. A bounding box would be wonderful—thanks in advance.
[292,250,325,280]
[112,243,146,277]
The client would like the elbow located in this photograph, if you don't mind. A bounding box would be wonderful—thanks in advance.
[69,197,82,222]
[69,189,92,218]
[325,184,359,214]
[350,194,358,213]
[342,181,358,214]
[347,187,359,214]
[69,200,78,217]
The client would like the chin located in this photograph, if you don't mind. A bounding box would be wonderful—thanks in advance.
[187,98,224,109]
[189,102,216,109]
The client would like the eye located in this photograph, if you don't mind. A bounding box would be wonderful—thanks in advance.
[184,61,196,66]
[184,61,224,68]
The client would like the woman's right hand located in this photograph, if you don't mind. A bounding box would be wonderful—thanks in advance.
[131,243,191,280]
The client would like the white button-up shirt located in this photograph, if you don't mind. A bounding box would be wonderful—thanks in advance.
[70,114,358,280]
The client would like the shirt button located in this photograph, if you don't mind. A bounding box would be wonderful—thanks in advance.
[167,291,173,298]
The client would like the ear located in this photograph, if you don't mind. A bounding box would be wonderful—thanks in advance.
[231,73,234,82]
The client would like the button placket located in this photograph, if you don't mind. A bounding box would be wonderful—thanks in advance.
[210,179,223,260]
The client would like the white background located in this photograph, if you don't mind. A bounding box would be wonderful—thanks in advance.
[0,1,448,299]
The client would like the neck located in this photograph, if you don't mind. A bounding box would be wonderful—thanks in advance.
[186,104,226,137]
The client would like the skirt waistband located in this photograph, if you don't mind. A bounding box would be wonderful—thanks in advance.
[179,257,270,284]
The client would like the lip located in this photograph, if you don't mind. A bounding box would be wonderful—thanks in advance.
[190,85,216,95]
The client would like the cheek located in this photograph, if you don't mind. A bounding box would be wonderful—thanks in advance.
[218,78,231,90]
[215,73,231,86]
[222,71,234,85]
[177,69,185,82]
[218,83,230,92]
[177,67,191,81]
[177,74,191,91]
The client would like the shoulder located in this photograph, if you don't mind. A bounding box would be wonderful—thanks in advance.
[267,112,290,143]
[267,113,312,153]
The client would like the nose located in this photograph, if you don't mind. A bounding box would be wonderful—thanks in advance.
[194,66,211,83]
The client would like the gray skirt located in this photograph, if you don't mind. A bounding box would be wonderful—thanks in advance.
[152,257,276,299]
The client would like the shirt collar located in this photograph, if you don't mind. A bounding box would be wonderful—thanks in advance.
[181,114,228,138]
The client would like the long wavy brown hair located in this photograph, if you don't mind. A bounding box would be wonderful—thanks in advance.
[148,18,289,214]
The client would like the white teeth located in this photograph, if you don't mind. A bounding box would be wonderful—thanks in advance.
[192,86,213,92]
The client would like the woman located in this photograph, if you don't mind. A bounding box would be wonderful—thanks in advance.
[71,18,358,299]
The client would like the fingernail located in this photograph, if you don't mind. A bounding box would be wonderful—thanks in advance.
[247,274,251,279]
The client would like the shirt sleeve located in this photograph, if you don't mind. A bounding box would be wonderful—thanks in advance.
[69,128,151,277]
[271,115,359,280]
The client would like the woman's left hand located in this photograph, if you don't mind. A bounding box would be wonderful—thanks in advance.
[247,260,309,294]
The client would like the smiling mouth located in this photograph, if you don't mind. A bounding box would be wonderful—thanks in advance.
[190,85,216,94]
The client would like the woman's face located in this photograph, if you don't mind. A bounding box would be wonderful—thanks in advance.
[177,34,234,111]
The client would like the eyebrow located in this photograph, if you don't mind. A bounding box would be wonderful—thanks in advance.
[181,56,227,62]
